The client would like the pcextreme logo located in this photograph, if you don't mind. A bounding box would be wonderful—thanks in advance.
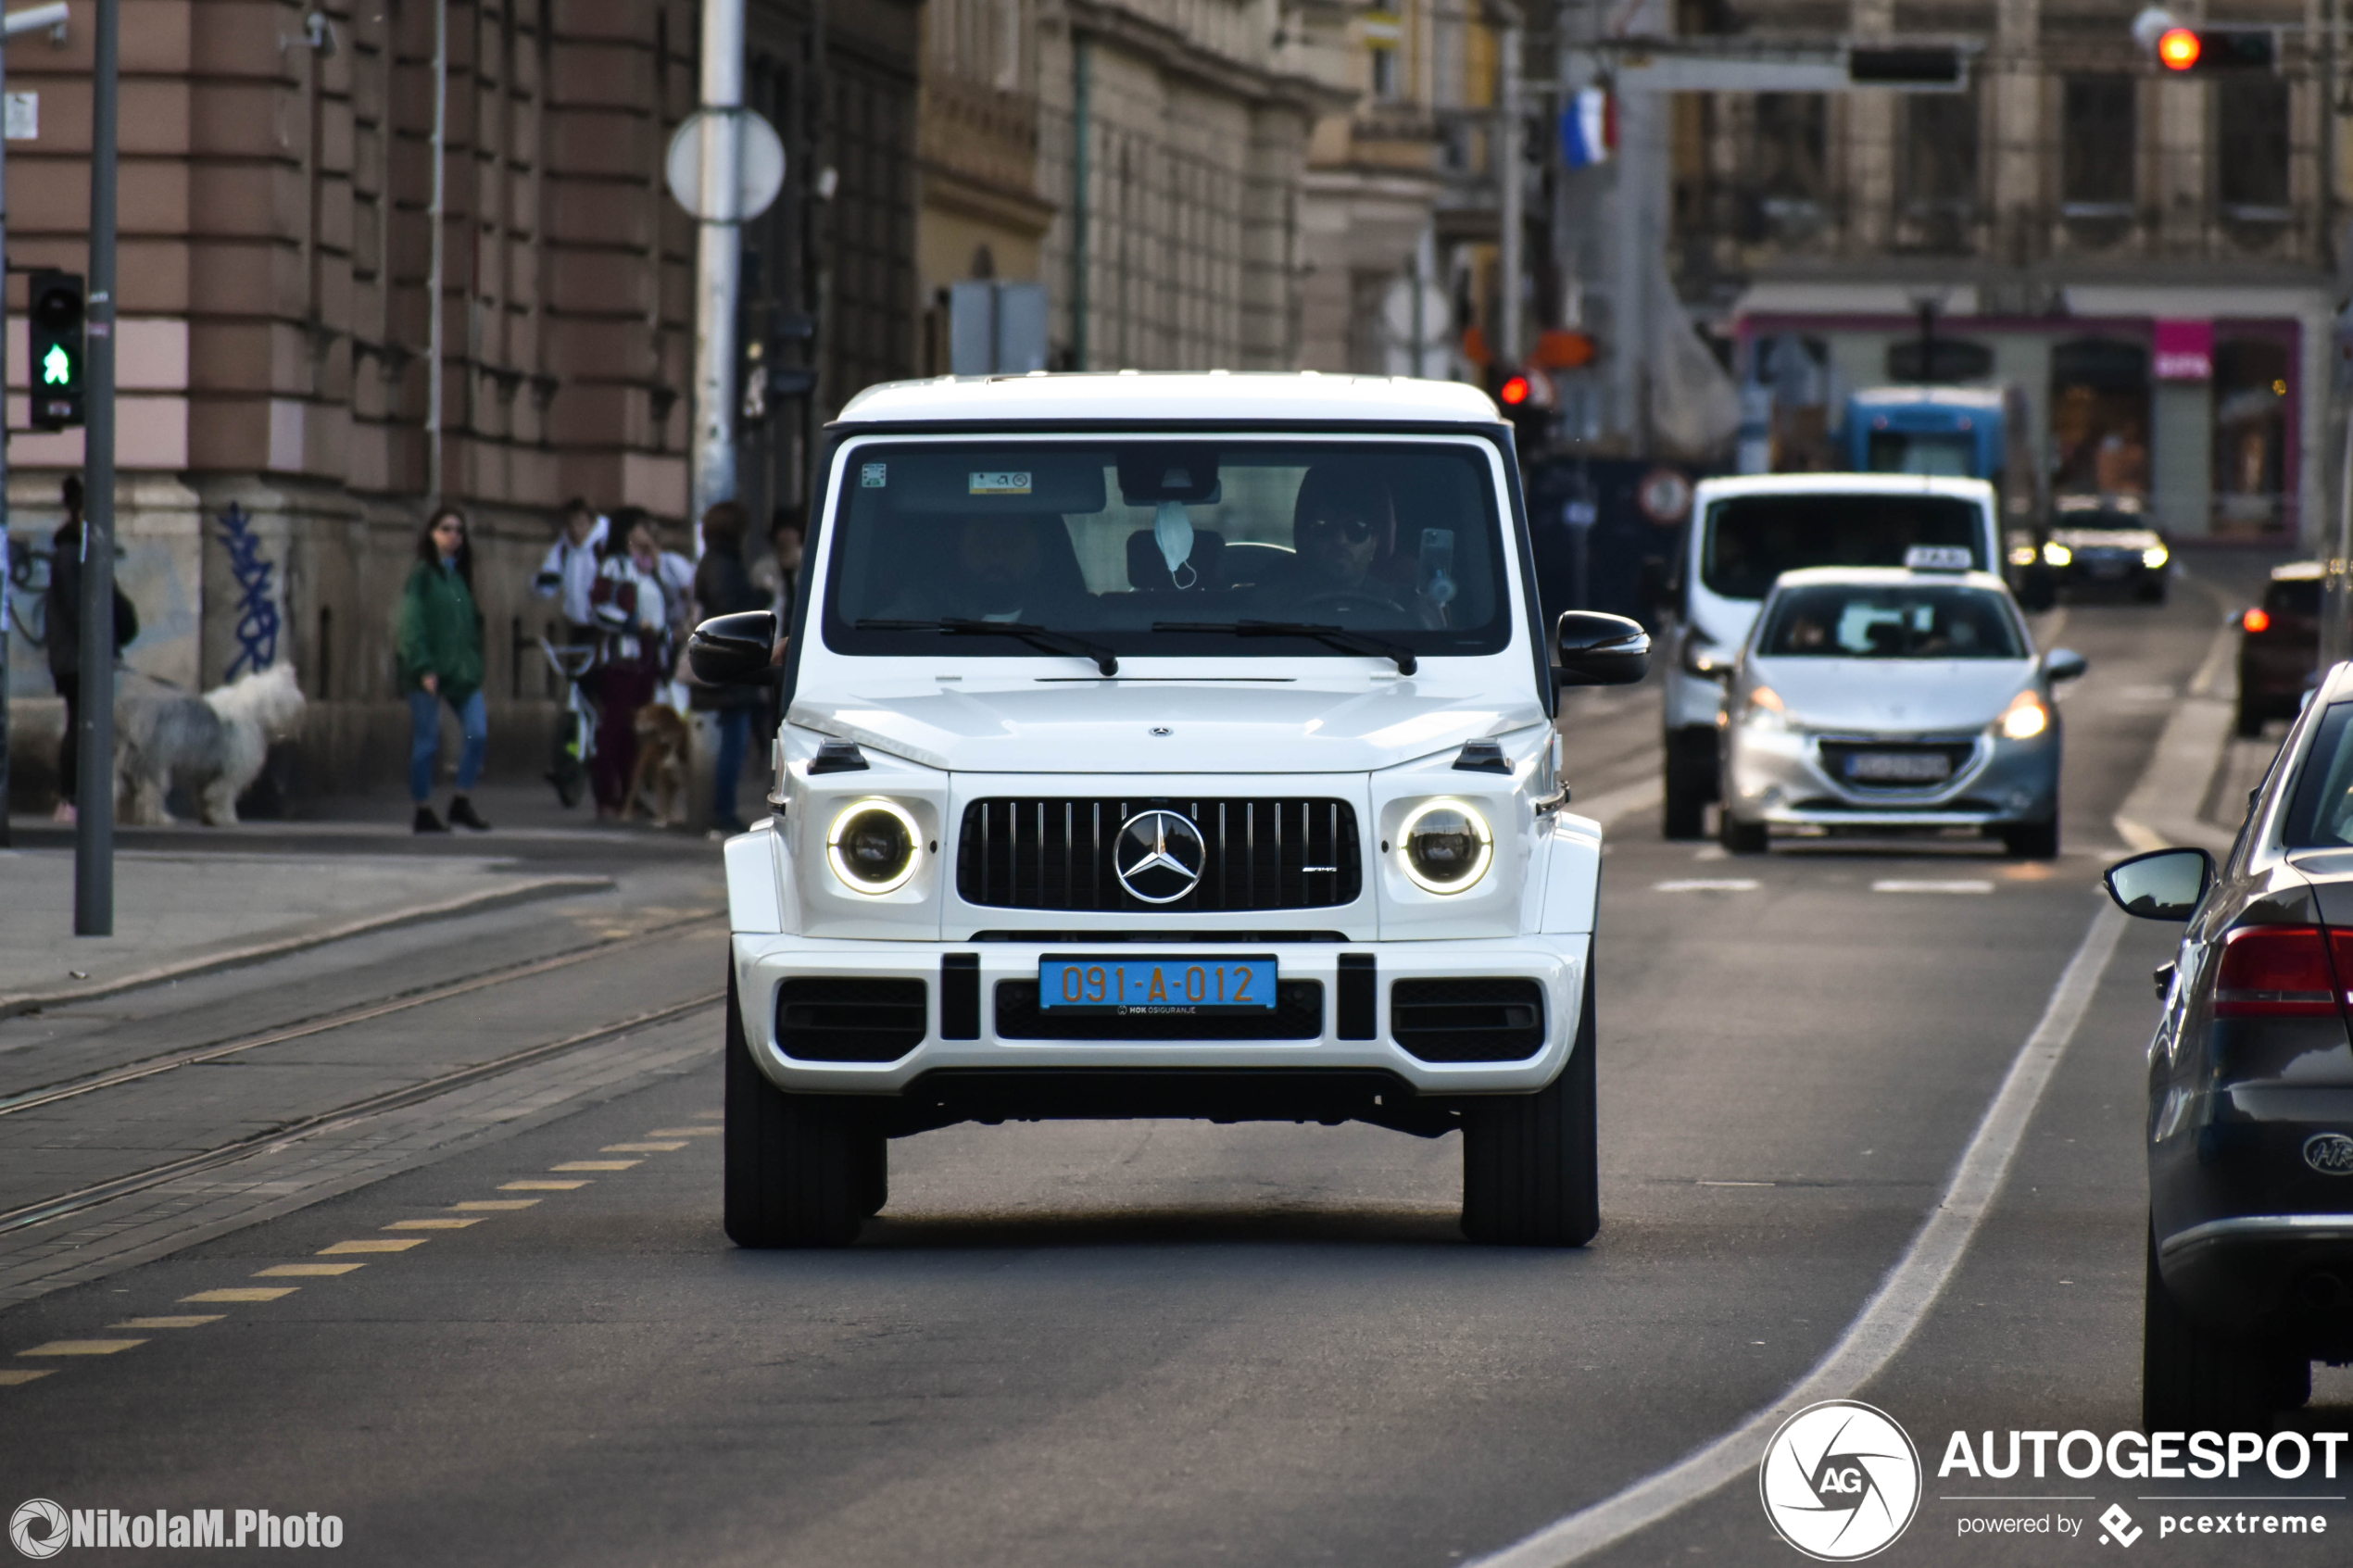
[1759,1400,1924,1561]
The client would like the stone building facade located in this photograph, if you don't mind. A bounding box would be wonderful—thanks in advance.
[2,0,922,809]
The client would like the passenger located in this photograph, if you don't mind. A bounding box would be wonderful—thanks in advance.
[885,515,1081,623]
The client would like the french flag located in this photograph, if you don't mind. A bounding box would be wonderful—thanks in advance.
[1562,87,1615,169]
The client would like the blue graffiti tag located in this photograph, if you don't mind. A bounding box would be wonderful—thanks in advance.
[219,502,280,678]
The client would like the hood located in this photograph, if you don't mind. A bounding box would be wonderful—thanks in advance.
[787,681,1545,773]
[1747,658,2034,734]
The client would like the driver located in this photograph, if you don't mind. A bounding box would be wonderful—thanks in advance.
[1289,465,1406,608]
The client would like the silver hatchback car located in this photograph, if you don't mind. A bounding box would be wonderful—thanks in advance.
[1716,563,2086,857]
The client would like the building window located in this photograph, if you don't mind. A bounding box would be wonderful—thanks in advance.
[1370,44,1399,101]
[2212,337,2291,533]
[1900,90,1978,249]
[2217,78,2290,215]
[2061,77,2135,213]
[1754,94,1828,236]
[2049,338,2150,501]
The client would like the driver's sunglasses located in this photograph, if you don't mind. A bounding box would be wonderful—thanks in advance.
[1303,514,1378,544]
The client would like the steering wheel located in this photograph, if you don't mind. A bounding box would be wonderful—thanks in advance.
[1291,585,1408,620]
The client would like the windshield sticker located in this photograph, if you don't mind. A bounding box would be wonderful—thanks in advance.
[970,470,1032,495]
[861,463,887,488]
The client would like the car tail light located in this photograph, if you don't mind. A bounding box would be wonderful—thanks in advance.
[2215,926,2341,1017]
[2243,608,2272,634]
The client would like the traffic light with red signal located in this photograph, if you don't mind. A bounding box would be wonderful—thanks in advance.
[2134,8,2276,73]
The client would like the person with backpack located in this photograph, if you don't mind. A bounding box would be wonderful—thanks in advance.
[44,475,139,823]
[691,502,769,835]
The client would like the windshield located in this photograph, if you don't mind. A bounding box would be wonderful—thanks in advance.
[821,440,1513,659]
[1702,494,1983,599]
[1866,432,1976,478]
[1757,583,2027,659]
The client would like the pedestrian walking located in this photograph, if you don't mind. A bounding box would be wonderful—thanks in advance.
[532,496,606,642]
[396,508,492,834]
[587,516,671,822]
[44,475,139,824]
[749,506,804,621]
[690,502,768,834]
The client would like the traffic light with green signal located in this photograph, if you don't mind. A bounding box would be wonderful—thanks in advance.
[27,270,84,430]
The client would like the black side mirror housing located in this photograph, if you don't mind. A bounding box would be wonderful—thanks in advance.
[1554,610,1650,695]
[2103,847,2215,922]
[2045,647,2088,683]
[688,610,779,685]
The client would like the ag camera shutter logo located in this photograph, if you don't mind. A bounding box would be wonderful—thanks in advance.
[9,1499,68,1561]
[1759,1400,1921,1561]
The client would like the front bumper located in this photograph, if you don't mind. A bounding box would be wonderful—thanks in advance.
[1722,725,2057,830]
[731,932,1590,1098]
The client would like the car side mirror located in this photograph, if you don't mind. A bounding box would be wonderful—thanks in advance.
[688,610,779,685]
[2045,647,2087,683]
[2103,847,2214,922]
[1555,611,1650,690]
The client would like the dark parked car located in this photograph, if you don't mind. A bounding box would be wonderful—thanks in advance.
[2040,502,2169,604]
[2238,561,2322,737]
[2108,666,2353,1425]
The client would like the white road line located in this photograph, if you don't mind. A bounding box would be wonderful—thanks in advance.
[1870,879,1994,895]
[1652,880,1759,894]
[1468,903,2127,1568]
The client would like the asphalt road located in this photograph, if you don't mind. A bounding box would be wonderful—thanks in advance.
[0,565,2335,1567]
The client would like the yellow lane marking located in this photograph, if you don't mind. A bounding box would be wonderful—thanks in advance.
[551,1160,638,1172]
[454,1199,538,1210]
[110,1317,222,1330]
[648,1127,719,1137]
[255,1264,363,1278]
[501,1180,587,1191]
[602,1142,686,1153]
[384,1219,479,1230]
[320,1239,425,1255]
[0,1369,53,1385]
[19,1340,145,1356]
[182,1288,296,1303]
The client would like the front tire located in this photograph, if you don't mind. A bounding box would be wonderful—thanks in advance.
[2001,819,2059,859]
[1461,964,1599,1247]
[1662,730,1715,840]
[724,966,875,1248]
[2144,1222,2306,1429]
[1718,810,1768,855]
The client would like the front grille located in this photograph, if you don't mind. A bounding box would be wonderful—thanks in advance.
[994,980,1324,1039]
[1390,979,1546,1062]
[958,797,1362,912]
[774,978,927,1062]
[1815,739,1979,791]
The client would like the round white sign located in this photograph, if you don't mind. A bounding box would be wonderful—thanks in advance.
[664,107,786,222]
[1757,1400,1921,1562]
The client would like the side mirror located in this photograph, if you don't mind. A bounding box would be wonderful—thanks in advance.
[1681,638,1734,683]
[2103,847,2214,922]
[1555,610,1650,688]
[688,610,779,685]
[2045,647,2087,683]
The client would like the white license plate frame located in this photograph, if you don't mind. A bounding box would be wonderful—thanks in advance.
[1038,956,1278,1013]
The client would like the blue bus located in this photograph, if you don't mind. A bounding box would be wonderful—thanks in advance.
[1843,383,2048,604]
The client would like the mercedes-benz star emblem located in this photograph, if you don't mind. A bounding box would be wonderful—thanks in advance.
[1115,809,1206,904]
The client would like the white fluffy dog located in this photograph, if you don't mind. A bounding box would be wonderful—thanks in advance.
[114,663,307,825]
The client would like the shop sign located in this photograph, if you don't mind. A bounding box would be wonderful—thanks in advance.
[2154,319,2213,382]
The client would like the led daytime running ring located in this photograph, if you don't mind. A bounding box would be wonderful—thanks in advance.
[1398,798,1494,894]
[827,798,923,894]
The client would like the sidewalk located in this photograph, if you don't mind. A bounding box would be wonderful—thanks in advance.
[0,847,612,1012]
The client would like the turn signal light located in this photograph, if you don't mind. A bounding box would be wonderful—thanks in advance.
[2214,926,2341,1017]
[2243,608,2272,634]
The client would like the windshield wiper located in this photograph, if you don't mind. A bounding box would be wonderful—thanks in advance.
[1153,620,1416,675]
[856,618,1118,676]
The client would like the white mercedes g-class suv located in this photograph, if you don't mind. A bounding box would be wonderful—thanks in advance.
[689,372,1647,1248]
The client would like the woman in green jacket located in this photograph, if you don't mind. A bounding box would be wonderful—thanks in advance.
[397,508,492,833]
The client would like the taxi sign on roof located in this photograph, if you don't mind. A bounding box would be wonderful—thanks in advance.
[1903,546,1972,571]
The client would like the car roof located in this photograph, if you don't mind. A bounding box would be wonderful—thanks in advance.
[2049,521,2163,542]
[834,371,1503,426]
[1691,472,1996,503]
[2274,559,2326,583]
[1768,565,2013,594]
[1848,385,2007,411]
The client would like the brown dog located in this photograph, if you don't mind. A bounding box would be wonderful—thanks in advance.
[627,703,690,827]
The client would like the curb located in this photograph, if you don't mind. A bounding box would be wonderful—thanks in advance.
[0,873,617,1020]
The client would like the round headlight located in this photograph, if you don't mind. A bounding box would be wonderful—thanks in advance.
[827,799,921,894]
[1399,800,1492,894]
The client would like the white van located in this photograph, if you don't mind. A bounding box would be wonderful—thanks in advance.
[1659,473,2003,837]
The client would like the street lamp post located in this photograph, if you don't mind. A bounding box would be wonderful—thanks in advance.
[74,0,116,935]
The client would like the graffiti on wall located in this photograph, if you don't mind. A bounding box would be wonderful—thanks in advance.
[218,503,280,678]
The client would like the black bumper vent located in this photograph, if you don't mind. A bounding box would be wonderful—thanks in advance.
[958,797,1361,912]
[993,980,1324,1040]
[774,978,927,1062]
[1390,979,1546,1062]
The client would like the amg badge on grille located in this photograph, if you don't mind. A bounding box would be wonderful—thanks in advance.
[1115,809,1206,904]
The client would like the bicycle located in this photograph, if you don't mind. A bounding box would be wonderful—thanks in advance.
[539,636,600,809]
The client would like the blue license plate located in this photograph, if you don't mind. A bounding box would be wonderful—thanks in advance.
[1038,956,1277,1012]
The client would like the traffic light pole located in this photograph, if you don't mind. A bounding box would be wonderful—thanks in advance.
[74,0,116,935]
